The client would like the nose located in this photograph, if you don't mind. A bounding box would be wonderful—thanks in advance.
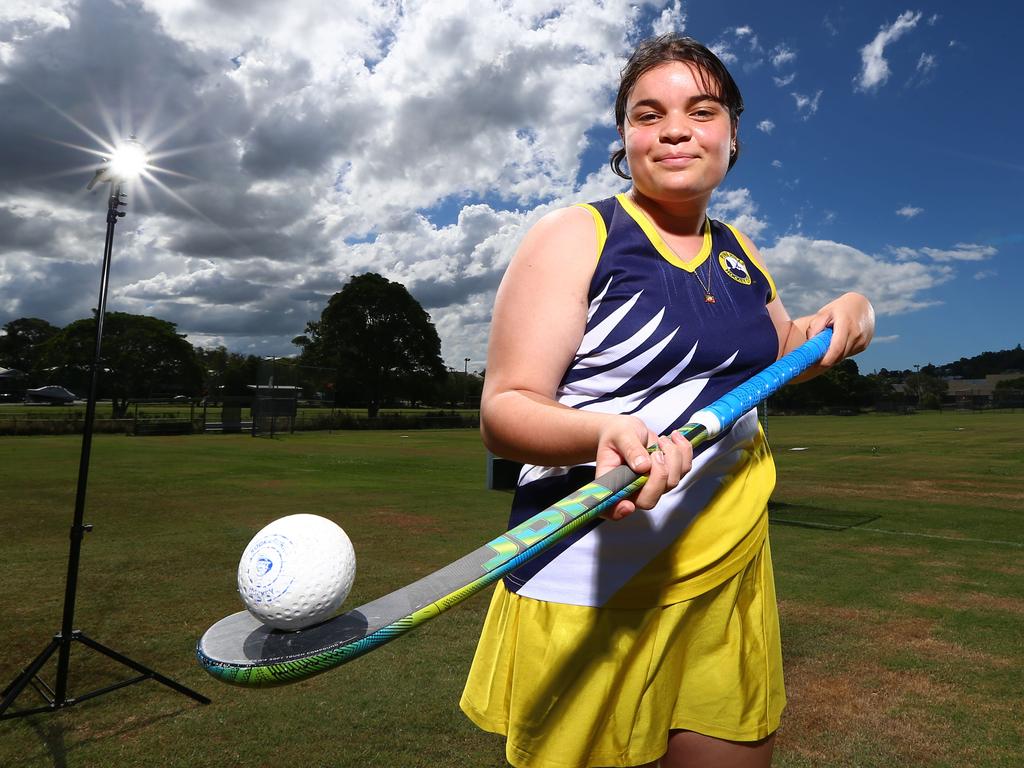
[660,112,691,143]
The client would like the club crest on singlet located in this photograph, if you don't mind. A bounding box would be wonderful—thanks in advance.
[718,250,752,285]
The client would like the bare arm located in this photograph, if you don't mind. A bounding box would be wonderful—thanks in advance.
[736,231,875,378]
[481,206,690,518]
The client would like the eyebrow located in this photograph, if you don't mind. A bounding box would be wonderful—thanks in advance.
[628,94,723,110]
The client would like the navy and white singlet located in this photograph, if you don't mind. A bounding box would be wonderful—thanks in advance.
[503,193,781,607]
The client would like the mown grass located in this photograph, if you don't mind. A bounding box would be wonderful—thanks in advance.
[1,412,1021,767]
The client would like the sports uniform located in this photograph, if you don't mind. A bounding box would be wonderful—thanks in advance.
[461,193,787,767]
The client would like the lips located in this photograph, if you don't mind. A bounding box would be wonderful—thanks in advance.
[655,154,698,166]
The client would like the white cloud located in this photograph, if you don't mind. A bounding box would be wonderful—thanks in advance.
[770,45,796,68]
[0,1,974,374]
[762,235,953,316]
[773,73,796,87]
[921,244,997,262]
[709,39,737,65]
[0,0,645,369]
[651,0,686,36]
[973,269,996,280]
[791,89,822,119]
[907,52,938,86]
[892,243,997,262]
[710,187,768,240]
[896,205,923,218]
[771,159,783,168]
[855,10,923,92]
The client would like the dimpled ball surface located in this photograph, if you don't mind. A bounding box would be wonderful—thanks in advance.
[237,513,356,631]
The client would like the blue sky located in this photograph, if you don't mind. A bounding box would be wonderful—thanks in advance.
[0,0,1019,374]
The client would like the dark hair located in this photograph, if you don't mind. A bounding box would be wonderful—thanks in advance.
[610,34,745,179]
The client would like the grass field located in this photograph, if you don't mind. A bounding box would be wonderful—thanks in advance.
[1,413,1021,767]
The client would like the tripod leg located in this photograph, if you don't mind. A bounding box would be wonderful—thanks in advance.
[0,636,61,717]
[75,633,210,704]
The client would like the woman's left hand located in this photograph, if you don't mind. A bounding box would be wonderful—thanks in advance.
[805,292,875,367]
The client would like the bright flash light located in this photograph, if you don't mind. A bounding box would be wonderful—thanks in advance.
[108,137,149,181]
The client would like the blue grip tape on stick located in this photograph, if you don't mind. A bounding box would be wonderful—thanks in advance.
[690,328,833,437]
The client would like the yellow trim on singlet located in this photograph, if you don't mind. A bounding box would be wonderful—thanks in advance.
[573,203,608,263]
[616,192,712,273]
[725,222,778,303]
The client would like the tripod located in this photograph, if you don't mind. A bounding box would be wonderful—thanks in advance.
[1,181,210,719]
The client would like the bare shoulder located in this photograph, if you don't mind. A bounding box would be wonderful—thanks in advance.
[500,204,599,294]
[515,205,598,264]
[487,204,601,395]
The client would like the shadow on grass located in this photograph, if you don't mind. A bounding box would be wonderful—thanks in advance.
[768,501,879,531]
[19,703,191,768]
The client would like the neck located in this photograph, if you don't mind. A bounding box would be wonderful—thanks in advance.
[627,187,709,235]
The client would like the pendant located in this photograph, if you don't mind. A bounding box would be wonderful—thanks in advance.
[704,293,716,304]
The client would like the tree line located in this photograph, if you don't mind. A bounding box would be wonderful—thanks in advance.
[2,272,1021,417]
[0,273,479,418]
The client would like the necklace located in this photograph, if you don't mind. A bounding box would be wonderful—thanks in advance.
[692,257,716,304]
[626,193,716,304]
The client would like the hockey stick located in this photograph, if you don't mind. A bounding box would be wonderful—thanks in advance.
[197,329,833,687]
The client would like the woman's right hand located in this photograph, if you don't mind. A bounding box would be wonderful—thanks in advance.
[595,415,693,520]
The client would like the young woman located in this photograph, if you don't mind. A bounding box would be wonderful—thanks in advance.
[461,34,874,768]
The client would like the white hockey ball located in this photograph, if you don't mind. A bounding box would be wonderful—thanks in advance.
[237,514,356,631]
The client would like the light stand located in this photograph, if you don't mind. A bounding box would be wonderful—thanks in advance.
[1,164,209,719]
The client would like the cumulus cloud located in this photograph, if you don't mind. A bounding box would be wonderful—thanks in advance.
[651,0,686,36]
[855,10,923,92]
[762,235,953,316]
[0,0,969,373]
[710,187,768,240]
[0,0,643,367]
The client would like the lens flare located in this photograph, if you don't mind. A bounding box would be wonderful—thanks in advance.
[108,137,149,181]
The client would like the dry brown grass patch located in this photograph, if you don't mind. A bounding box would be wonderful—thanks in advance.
[780,658,957,766]
[903,589,1024,615]
[778,603,988,764]
[369,507,442,532]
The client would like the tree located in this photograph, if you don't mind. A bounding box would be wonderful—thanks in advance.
[0,317,60,379]
[903,370,948,408]
[299,273,446,417]
[41,312,204,417]
[195,345,262,402]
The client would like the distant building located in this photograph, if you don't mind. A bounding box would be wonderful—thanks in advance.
[943,373,1022,407]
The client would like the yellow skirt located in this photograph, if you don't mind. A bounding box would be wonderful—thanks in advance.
[460,539,785,768]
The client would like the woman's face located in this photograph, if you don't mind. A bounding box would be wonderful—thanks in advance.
[620,61,736,206]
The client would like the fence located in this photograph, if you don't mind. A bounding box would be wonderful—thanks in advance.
[0,403,478,436]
